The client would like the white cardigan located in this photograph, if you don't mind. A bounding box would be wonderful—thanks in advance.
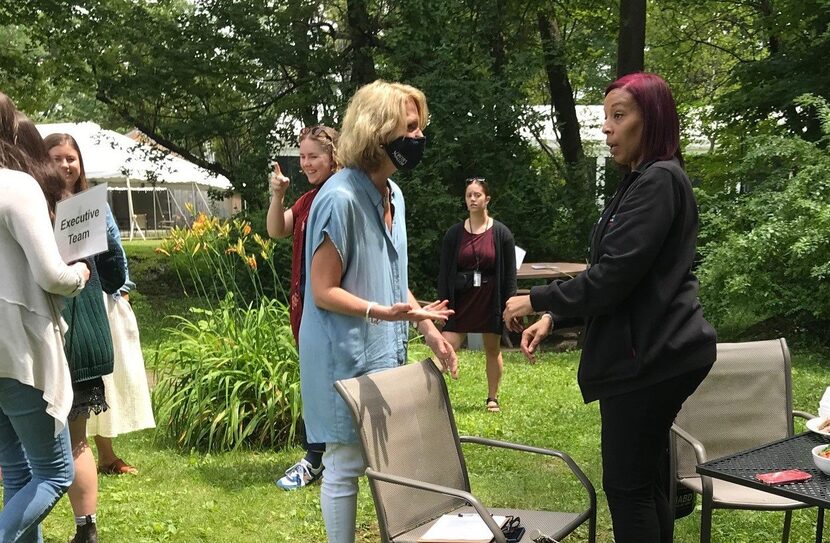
[0,169,86,435]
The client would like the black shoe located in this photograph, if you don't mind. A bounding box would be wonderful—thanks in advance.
[69,517,98,543]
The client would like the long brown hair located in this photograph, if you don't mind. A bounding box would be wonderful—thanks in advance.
[0,92,18,146]
[43,132,89,194]
[0,93,56,195]
[14,112,64,214]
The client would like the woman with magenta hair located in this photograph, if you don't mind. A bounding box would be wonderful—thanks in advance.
[504,72,716,542]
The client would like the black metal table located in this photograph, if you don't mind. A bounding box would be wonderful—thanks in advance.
[697,432,830,542]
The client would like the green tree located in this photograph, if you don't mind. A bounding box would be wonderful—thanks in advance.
[695,123,830,341]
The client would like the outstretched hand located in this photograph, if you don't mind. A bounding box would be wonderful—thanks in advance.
[270,162,290,195]
[381,300,454,324]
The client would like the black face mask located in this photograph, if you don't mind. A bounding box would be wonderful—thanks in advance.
[382,136,426,170]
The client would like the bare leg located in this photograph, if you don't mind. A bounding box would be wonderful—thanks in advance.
[67,417,97,517]
[441,330,466,353]
[482,333,503,402]
[92,436,116,467]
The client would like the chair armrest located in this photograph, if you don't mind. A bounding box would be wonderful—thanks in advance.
[364,467,508,543]
[670,424,715,503]
[459,435,597,511]
[793,410,816,421]
[670,423,708,465]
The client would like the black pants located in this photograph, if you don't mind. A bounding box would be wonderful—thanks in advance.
[599,365,711,543]
[299,418,326,466]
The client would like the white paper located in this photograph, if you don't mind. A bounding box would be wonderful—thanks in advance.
[514,246,526,270]
[418,513,507,543]
[53,183,109,262]
[820,386,830,419]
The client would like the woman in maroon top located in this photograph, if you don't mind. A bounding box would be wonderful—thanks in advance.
[266,125,338,490]
[438,178,516,412]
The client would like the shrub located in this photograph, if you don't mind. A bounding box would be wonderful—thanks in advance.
[152,295,300,452]
[695,99,830,342]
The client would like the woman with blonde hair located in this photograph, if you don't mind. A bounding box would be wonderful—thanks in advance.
[299,80,457,543]
[267,124,339,490]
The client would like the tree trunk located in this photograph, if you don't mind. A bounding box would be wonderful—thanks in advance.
[488,0,506,77]
[616,0,646,77]
[537,12,586,170]
[346,0,377,91]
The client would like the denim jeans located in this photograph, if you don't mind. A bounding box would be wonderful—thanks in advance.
[320,442,365,543]
[0,378,74,543]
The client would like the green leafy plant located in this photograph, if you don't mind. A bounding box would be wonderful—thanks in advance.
[696,96,830,341]
[152,295,300,452]
[155,209,286,306]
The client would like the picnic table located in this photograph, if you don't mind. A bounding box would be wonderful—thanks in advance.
[516,262,587,281]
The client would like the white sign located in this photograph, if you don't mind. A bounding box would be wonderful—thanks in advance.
[53,183,108,262]
[514,245,526,270]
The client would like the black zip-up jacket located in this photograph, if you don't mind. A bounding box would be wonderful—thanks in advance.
[530,158,716,402]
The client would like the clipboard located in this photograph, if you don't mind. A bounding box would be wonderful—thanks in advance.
[418,513,508,543]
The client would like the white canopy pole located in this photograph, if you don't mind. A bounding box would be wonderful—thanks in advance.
[126,176,135,241]
[195,182,212,212]
[125,176,145,241]
[152,184,158,231]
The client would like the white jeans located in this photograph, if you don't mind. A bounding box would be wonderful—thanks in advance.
[321,442,366,543]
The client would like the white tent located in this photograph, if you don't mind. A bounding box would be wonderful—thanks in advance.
[37,122,236,239]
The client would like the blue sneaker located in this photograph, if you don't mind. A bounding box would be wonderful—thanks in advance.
[275,458,324,490]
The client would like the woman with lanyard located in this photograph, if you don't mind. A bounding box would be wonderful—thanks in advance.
[437,177,516,412]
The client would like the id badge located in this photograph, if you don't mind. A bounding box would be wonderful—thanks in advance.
[473,271,482,287]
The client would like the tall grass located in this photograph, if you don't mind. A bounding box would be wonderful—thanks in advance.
[152,295,300,452]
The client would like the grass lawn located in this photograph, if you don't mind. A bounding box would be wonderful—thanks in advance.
[12,241,830,542]
[27,344,829,542]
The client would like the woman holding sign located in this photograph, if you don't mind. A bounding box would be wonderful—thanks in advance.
[267,125,339,491]
[0,98,90,543]
[45,133,127,543]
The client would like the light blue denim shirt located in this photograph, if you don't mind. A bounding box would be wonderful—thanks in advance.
[298,168,409,444]
[105,205,134,296]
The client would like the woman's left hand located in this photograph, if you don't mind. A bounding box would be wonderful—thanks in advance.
[502,295,534,323]
[424,330,459,379]
[382,299,454,323]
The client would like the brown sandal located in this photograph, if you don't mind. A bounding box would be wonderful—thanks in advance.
[486,398,501,413]
[98,458,138,475]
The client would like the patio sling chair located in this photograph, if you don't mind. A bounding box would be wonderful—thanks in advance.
[670,338,816,543]
[334,358,596,543]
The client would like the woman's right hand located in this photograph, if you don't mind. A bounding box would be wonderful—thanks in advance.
[521,315,552,364]
[270,162,290,196]
[72,261,91,284]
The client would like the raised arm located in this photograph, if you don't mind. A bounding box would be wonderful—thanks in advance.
[266,162,294,239]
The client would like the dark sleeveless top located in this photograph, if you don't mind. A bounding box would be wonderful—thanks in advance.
[443,227,498,333]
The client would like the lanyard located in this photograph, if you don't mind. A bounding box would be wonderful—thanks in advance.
[466,218,490,271]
